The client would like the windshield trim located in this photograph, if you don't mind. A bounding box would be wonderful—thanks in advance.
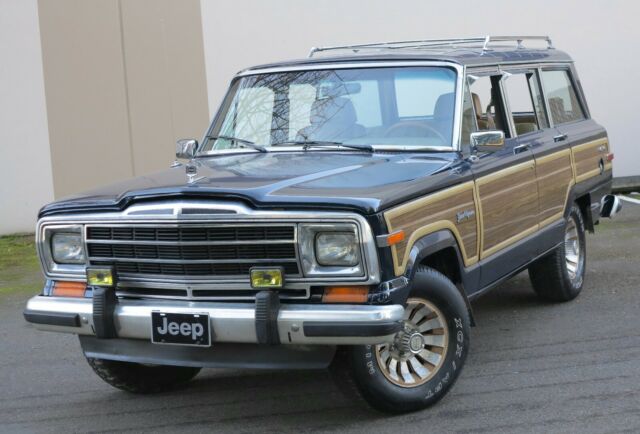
[200,61,464,155]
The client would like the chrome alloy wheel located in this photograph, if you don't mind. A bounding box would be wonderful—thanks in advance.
[564,217,582,280]
[375,298,449,388]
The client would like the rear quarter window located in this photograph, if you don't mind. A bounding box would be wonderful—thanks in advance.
[541,70,585,125]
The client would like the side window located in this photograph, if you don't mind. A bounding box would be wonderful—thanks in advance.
[503,72,541,135]
[541,70,585,125]
[468,75,506,134]
[460,81,476,150]
[528,73,549,129]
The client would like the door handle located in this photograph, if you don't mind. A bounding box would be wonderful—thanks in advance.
[513,144,530,154]
[553,133,568,142]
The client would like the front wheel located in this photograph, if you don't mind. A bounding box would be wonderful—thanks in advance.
[86,357,201,394]
[332,267,470,413]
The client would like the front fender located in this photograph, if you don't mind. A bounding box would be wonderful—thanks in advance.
[393,229,478,325]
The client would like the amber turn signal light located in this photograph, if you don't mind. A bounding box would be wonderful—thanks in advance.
[376,230,406,248]
[322,286,369,303]
[51,281,87,298]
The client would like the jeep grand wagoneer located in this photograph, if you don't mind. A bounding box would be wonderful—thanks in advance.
[24,36,620,413]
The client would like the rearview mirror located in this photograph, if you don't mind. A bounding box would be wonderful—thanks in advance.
[470,130,505,153]
[176,139,198,159]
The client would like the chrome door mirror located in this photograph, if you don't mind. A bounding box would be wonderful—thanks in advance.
[470,130,505,153]
[176,139,198,159]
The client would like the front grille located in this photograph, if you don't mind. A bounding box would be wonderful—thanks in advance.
[86,224,301,285]
[87,226,294,242]
[87,243,296,261]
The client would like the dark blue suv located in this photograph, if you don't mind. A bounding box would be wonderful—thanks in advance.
[25,36,620,413]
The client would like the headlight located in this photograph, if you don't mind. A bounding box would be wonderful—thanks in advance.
[315,232,359,266]
[298,223,363,277]
[51,232,85,264]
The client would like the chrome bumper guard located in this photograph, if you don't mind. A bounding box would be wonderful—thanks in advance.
[24,295,404,345]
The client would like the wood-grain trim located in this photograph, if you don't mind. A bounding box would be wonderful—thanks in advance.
[477,161,539,259]
[384,182,478,276]
[572,138,609,183]
[536,149,574,228]
[384,139,611,277]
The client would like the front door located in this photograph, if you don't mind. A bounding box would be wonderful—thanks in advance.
[467,71,540,287]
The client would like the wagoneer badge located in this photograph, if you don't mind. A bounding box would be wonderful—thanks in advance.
[456,209,476,224]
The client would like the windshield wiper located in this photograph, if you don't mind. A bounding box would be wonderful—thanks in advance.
[271,140,374,152]
[206,135,267,153]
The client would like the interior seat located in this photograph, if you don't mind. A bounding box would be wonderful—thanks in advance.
[472,92,495,130]
[432,93,456,141]
[515,123,537,135]
[548,97,567,124]
[296,97,365,142]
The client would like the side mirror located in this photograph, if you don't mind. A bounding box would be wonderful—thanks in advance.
[176,139,198,159]
[470,130,505,153]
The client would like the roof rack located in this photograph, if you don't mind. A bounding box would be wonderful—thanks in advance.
[307,35,554,58]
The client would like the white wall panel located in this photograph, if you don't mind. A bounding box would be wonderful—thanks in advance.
[0,0,54,234]
[201,0,639,177]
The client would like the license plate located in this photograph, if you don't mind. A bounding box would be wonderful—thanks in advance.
[151,312,211,347]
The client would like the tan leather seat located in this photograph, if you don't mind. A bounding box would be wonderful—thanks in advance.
[515,123,537,135]
[472,92,495,130]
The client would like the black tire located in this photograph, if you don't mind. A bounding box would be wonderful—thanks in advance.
[529,204,586,302]
[331,267,470,413]
[86,357,201,394]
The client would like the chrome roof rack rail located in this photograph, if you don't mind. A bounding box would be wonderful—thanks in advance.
[308,35,554,57]
[482,35,554,51]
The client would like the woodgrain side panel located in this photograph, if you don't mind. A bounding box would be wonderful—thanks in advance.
[477,161,539,258]
[572,138,609,182]
[536,149,574,227]
[385,182,478,276]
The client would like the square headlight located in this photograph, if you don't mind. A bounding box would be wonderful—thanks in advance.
[315,232,359,266]
[51,232,85,264]
[298,223,364,277]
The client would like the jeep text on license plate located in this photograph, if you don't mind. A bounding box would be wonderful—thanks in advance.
[151,312,211,347]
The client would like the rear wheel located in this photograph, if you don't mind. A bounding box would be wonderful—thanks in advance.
[86,357,201,393]
[331,267,470,413]
[529,204,586,302]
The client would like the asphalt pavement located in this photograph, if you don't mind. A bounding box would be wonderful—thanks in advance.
[1,205,639,433]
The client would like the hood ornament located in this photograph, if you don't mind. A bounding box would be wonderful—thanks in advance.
[175,138,200,184]
[186,162,198,183]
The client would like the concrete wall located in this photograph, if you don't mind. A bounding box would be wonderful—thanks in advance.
[38,0,209,199]
[200,0,639,177]
[0,0,54,234]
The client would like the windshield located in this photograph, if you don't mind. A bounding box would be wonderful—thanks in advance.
[200,66,458,153]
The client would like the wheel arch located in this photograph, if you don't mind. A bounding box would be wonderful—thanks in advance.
[566,187,595,233]
[402,230,476,326]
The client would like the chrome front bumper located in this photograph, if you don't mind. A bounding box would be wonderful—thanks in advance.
[24,295,404,345]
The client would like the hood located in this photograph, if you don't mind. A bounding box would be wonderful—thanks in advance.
[40,151,463,217]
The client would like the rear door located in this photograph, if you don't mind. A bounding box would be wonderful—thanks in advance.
[539,67,611,190]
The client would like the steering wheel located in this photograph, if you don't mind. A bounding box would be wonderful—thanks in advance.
[383,121,447,143]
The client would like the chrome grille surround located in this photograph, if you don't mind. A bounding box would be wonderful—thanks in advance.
[36,200,381,300]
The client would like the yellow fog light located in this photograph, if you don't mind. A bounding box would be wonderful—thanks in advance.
[250,267,284,289]
[86,267,115,287]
